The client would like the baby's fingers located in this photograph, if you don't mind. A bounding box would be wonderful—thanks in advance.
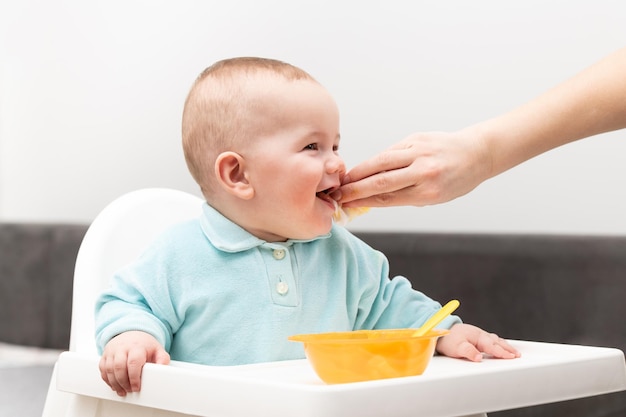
[99,353,131,396]
[478,333,521,359]
[126,348,149,393]
[99,355,116,391]
[454,340,484,362]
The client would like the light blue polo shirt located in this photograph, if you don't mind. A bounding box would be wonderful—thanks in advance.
[95,203,460,365]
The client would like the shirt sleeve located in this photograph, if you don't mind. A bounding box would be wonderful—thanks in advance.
[347,238,462,331]
[361,273,461,330]
[94,237,181,354]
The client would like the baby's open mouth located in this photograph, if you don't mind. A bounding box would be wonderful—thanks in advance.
[316,188,370,225]
[316,188,335,204]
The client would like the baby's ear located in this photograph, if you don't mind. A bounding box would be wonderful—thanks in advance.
[214,151,254,200]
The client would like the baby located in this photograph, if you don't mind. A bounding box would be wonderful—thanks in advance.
[95,57,519,396]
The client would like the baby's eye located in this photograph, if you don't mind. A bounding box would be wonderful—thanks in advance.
[304,143,319,151]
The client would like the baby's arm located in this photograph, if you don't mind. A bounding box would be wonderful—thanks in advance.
[99,330,170,396]
[436,323,521,362]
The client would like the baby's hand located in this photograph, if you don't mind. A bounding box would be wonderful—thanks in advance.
[99,330,170,396]
[436,323,521,362]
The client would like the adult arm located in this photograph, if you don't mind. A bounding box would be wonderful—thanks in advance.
[336,46,626,208]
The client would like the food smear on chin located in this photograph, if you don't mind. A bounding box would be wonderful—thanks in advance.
[332,200,370,226]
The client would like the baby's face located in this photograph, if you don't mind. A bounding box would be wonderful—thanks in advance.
[240,78,345,242]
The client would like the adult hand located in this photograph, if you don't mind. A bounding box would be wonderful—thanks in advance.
[334,47,626,210]
[333,129,491,208]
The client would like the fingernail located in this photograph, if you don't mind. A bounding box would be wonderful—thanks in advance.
[330,189,342,201]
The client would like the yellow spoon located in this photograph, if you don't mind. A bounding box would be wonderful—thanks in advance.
[413,299,460,337]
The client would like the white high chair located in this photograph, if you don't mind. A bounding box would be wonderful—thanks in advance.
[42,188,626,417]
[42,187,203,416]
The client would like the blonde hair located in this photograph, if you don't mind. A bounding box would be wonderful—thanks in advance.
[181,57,316,196]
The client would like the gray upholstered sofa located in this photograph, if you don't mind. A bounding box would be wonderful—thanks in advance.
[1,222,625,417]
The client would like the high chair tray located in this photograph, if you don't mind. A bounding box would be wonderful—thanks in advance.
[55,340,626,417]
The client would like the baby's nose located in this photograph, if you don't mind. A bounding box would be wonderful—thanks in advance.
[326,154,345,174]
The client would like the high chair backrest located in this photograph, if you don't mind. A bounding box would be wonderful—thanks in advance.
[69,188,203,354]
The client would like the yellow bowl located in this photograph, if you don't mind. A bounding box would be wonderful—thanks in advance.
[288,328,449,384]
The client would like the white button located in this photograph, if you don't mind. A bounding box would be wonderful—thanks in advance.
[273,249,286,260]
[276,281,289,295]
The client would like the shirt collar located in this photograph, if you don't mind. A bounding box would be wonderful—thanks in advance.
[199,203,331,253]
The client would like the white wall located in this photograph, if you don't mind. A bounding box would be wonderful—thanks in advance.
[1,0,625,235]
